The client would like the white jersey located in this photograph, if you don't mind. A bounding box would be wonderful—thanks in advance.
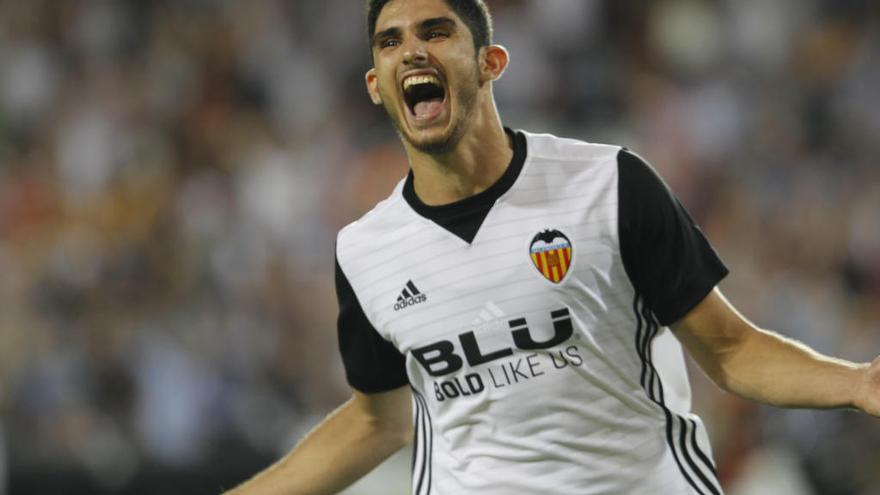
[334,130,728,495]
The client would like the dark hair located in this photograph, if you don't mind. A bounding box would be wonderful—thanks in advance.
[366,0,493,50]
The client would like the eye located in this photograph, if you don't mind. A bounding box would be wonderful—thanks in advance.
[380,38,401,49]
[427,30,449,40]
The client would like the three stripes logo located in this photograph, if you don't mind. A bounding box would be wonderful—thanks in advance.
[529,229,573,283]
[633,295,723,494]
[394,280,427,311]
[470,300,505,327]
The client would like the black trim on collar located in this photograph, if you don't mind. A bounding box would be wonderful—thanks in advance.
[403,129,527,244]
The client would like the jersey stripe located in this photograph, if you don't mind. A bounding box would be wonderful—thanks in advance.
[634,295,702,494]
[557,248,568,274]
[423,393,434,495]
[411,394,425,494]
[634,295,723,494]
[643,300,719,495]
[411,394,421,473]
[540,251,552,279]
[646,308,722,494]
[688,417,720,479]
[638,299,705,494]
[662,407,703,494]
[412,391,433,495]
[678,416,718,494]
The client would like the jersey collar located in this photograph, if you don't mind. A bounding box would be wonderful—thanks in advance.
[403,129,527,244]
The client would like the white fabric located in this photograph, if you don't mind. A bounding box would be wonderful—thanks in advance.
[336,131,721,495]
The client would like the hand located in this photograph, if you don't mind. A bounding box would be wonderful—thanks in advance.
[855,357,880,417]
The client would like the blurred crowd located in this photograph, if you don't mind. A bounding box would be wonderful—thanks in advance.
[0,0,878,493]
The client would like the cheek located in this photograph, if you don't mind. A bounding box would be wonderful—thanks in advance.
[453,57,481,83]
[377,72,398,97]
[449,64,480,100]
[378,80,398,106]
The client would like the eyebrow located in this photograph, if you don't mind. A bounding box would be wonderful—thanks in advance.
[372,16,458,46]
[420,16,457,32]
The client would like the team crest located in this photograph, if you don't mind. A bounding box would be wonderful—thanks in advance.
[529,229,573,283]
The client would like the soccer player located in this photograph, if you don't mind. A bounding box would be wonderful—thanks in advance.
[226,0,880,493]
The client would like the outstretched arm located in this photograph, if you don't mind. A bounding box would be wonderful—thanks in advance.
[672,288,880,416]
[224,385,413,495]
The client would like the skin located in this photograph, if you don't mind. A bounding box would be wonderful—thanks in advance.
[363,0,880,420]
[365,0,513,206]
[674,288,880,416]
[223,388,412,495]
[225,1,879,493]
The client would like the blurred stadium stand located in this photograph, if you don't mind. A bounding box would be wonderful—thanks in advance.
[0,0,878,493]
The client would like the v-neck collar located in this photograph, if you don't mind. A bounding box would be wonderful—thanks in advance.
[402,129,527,244]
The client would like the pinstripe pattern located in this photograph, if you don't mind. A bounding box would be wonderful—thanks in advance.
[336,131,723,494]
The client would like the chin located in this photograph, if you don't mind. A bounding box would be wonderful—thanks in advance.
[407,133,456,154]
[404,121,468,155]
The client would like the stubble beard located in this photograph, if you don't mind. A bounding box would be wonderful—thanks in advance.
[384,67,480,156]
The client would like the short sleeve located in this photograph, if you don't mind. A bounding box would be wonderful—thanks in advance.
[617,150,729,326]
[335,258,409,393]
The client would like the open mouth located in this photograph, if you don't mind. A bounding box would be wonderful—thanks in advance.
[402,74,447,121]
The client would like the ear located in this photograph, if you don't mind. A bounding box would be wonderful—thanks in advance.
[478,44,509,84]
[365,68,383,105]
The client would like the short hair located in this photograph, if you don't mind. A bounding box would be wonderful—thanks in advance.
[366,0,493,50]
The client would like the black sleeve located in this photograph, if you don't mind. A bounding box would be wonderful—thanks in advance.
[335,258,409,393]
[618,150,729,326]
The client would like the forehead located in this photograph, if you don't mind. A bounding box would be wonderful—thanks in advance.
[375,0,461,31]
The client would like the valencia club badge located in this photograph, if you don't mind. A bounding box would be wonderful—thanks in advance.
[529,229,573,283]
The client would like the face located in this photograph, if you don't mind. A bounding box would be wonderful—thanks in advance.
[367,0,482,154]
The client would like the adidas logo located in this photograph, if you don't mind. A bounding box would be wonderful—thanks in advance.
[393,280,427,311]
[471,300,505,326]
[470,300,507,333]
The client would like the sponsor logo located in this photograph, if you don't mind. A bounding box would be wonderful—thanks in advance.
[529,229,573,283]
[410,307,582,402]
[411,308,574,377]
[393,280,427,311]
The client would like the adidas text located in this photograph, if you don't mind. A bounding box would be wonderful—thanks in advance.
[394,293,427,311]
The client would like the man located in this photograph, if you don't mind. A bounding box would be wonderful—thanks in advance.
[227,0,880,493]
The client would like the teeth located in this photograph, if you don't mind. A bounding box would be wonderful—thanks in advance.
[403,74,441,91]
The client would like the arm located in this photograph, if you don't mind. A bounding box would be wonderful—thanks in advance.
[225,385,413,495]
[672,287,880,415]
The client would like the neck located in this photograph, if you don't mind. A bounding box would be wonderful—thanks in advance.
[403,96,513,206]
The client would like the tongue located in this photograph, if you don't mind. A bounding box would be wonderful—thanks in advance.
[413,98,444,119]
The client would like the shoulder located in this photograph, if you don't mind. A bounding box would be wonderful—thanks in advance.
[616,148,678,221]
[519,131,668,193]
[520,130,621,167]
[617,148,662,182]
[336,177,412,269]
[514,130,626,199]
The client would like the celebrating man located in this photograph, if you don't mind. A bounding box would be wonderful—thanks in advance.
[227,1,880,493]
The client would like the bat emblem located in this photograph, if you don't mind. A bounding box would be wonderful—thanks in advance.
[529,229,573,283]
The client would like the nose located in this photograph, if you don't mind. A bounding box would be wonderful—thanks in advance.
[402,38,428,66]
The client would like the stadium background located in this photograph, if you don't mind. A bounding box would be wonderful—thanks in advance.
[1,0,878,493]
